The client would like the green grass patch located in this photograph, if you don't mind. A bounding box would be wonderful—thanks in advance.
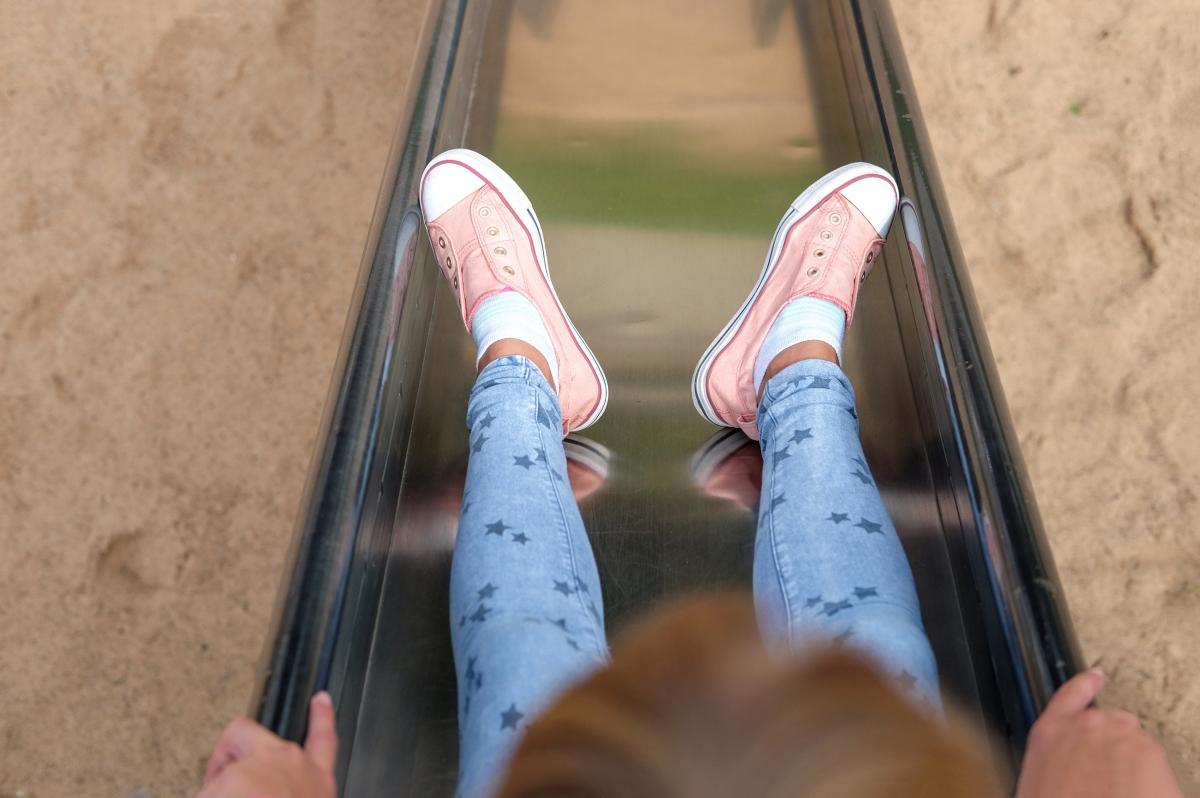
[489,120,823,237]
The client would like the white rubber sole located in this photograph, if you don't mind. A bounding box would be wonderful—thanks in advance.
[421,148,610,431]
[690,162,897,427]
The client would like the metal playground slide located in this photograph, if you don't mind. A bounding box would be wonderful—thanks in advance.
[253,2,1083,793]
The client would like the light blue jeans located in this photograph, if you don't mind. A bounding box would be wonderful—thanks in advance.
[450,356,938,797]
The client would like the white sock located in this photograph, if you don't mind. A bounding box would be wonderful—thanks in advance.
[752,297,846,393]
[471,291,559,386]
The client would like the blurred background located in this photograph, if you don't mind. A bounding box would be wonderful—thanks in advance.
[1,0,1196,795]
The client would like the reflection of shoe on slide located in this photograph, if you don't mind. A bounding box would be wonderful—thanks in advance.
[563,435,613,504]
[692,163,899,439]
[899,198,926,263]
[900,197,942,340]
[441,435,611,522]
[420,148,608,434]
[690,428,762,513]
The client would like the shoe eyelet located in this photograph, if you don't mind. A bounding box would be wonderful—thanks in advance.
[829,213,842,225]
[859,271,867,282]
[807,266,820,277]
[502,265,516,275]
[813,248,827,259]
[438,236,446,248]
[445,256,452,269]
[479,207,491,217]
[494,246,507,256]
[820,230,833,241]
[487,226,499,236]
[452,276,459,289]
[865,251,875,263]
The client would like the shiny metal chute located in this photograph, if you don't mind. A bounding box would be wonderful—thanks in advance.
[254,1,1083,793]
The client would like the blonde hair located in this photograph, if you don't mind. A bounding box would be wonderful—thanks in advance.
[496,593,1002,798]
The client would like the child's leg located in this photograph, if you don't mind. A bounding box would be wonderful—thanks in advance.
[450,356,608,798]
[752,358,940,708]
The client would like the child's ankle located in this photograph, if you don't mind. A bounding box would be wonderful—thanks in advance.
[756,341,839,402]
[479,339,557,391]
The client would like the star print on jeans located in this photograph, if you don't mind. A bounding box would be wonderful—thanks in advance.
[854,518,884,535]
[477,583,498,600]
[479,412,496,429]
[471,434,489,453]
[805,376,832,390]
[511,531,530,545]
[770,494,787,511]
[536,405,556,431]
[774,445,792,462]
[513,454,535,469]
[821,599,853,617]
[470,604,493,623]
[850,468,873,485]
[826,512,849,524]
[500,703,524,731]
[790,427,813,444]
[833,628,855,646]
[804,595,823,609]
[553,580,575,596]
[574,577,590,594]
[853,586,879,600]
[485,519,510,537]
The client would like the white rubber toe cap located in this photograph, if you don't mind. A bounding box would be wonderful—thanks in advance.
[421,157,485,222]
[839,170,899,237]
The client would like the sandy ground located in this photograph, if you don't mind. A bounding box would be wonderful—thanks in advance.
[0,1,1196,796]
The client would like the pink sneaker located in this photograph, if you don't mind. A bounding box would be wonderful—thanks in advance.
[420,149,608,434]
[691,163,899,439]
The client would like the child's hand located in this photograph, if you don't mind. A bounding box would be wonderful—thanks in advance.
[1015,669,1181,798]
[197,692,338,798]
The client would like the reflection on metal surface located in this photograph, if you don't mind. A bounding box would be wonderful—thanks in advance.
[899,197,942,362]
[853,0,1083,731]
[256,0,1082,794]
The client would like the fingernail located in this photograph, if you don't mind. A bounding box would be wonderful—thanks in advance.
[1089,667,1106,677]
[314,691,333,706]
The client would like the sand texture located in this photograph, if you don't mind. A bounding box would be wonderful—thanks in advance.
[1,0,1196,795]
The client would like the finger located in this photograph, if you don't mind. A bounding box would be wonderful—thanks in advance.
[203,716,282,784]
[203,718,248,785]
[197,762,254,798]
[1101,708,1142,729]
[1041,669,1107,719]
[203,741,237,788]
[304,692,339,774]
